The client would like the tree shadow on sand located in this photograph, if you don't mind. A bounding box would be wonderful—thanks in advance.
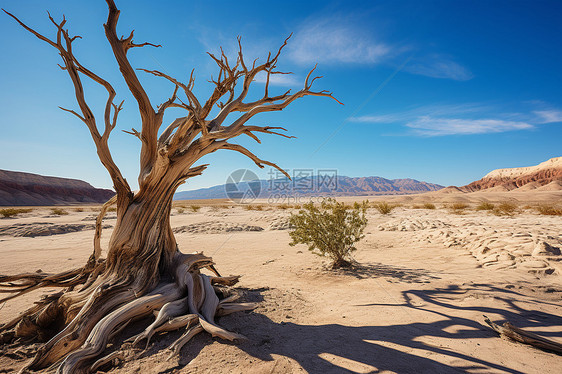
[199,284,562,373]
[334,261,442,283]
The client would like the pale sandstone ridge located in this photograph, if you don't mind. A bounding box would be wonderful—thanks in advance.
[461,157,562,192]
[0,169,115,206]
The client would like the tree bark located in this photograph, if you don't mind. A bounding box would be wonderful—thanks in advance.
[105,177,180,289]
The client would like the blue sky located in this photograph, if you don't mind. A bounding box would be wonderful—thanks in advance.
[0,0,560,191]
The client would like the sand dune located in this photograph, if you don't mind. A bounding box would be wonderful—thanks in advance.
[538,180,562,191]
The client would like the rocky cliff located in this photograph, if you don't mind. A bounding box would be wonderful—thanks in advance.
[460,157,562,192]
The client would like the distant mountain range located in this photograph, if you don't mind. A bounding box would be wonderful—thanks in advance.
[174,176,444,201]
[0,169,115,206]
[3,157,558,206]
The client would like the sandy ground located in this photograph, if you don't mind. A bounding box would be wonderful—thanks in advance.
[0,192,561,373]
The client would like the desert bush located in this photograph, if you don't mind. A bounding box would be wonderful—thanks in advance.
[476,202,495,211]
[51,208,69,216]
[536,205,562,216]
[423,203,436,210]
[190,205,201,212]
[107,207,117,212]
[411,204,423,209]
[278,203,290,210]
[289,198,368,268]
[0,208,32,218]
[493,201,517,216]
[373,201,394,215]
[74,207,84,212]
[176,208,185,214]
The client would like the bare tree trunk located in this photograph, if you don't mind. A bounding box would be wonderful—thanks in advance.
[106,179,179,288]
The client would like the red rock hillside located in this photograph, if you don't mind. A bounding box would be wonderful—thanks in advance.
[460,157,562,192]
[0,169,115,206]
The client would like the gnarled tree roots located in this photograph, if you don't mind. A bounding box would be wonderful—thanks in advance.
[0,251,255,373]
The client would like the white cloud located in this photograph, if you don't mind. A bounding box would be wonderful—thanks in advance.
[406,116,533,136]
[253,71,301,87]
[349,114,406,123]
[288,17,391,65]
[534,110,562,124]
[348,103,489,124]
[405,54,473,81]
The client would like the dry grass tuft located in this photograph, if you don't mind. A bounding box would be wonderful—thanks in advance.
[190,205,201,212]
[372,201,396,215]
[536,205,562,216]
[476,202,495,211]
[0,208,33,218]
[492,201,518,216]
[51,208,69,216]
[449,203,469,214]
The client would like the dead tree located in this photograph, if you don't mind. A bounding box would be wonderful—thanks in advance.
[0,1,341,372]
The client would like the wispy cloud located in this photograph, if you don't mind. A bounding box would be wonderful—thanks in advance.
[349,103,489,124]
[287,15,472,82]
[350,114,407,123]
[405,54,473,81]
[406,117,533,136]
[348,102,552,136]
[288,17,391,65]
[534,110,562,124]
[253,71,301,87]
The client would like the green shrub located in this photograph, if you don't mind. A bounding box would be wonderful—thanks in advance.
[0,208,32,218]
[476,202,495,211]
[536,205,562,216]
[51,208,69,216]
[373,201,394,215]
[289,198,368,268]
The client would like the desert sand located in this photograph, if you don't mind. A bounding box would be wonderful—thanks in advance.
[0,190,561,373]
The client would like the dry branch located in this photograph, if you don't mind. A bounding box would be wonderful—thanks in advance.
[484,315,562,354]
